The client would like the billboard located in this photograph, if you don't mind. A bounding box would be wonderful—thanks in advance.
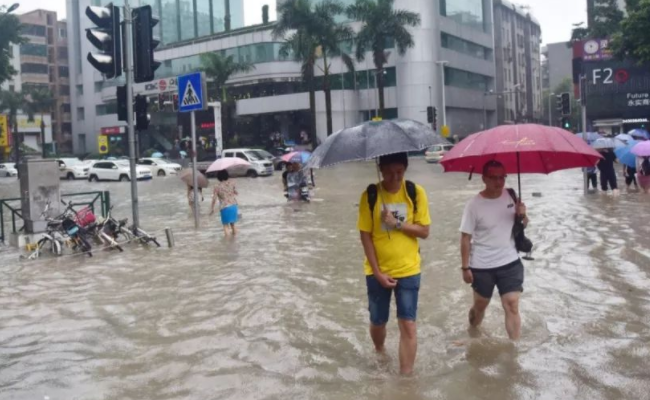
[0,115,8,147]
[584,60,650,120]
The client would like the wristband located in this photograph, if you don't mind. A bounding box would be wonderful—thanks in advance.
[461,266,470,271]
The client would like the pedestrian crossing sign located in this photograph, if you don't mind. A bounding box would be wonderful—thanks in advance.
[177,72,206,113]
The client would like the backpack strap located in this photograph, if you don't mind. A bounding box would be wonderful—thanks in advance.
[506,188,518,203]
[367,184,378,219]
[405,180,418,215]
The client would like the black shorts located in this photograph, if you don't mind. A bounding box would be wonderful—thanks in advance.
[470,259,524,299]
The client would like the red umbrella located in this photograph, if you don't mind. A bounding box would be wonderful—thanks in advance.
[441,124,602,197]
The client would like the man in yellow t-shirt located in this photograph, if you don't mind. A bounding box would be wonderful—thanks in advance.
[357,152,431,375]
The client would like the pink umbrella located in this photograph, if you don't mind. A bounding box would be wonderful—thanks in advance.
[206,157,251,173]
[441,124,602,196]
[631,141,650,157]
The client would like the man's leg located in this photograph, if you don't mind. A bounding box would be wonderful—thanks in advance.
[370,324,387,352]
[600,171,608,191]
[366,276,391,352]
[501,292,521,340]
[395,274,420,375]
[397,319,417,375]
[469,291,491,327]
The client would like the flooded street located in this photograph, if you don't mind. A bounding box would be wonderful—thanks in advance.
[1,160,649,400]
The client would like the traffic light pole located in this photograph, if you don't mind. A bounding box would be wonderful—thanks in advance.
[580,75,588,196]
[123,0,140,229]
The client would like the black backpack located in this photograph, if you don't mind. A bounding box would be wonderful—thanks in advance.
[366,181,417,218]
[641,157,650,177]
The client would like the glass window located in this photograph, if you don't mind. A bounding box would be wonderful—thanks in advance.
[20,43,47,57]
[58,66,69,77]
[96,101,117,116]
[197,0,211,38]
[22,24,46,37]
[440,0,485,32]
[161,0,179,44]
[211,0,225,33]
[444,67,491,91]
[179,0,196,41]
[77,107,85,121]
[441,33,492,61]
[21,63,49,74]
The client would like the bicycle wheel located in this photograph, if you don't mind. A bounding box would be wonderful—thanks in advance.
[37,237,63,257]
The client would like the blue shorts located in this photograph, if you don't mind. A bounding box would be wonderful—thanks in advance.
[220,205,238,225]
[366,273,421,326]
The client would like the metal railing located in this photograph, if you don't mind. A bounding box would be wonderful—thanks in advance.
[0,190,111,243]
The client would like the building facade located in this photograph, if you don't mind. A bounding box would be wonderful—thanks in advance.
[542,42,573,91]
[493,0,543,125]
[17,10,72,153]
[68,0,498,155]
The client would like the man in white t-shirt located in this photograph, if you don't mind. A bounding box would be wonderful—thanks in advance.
[459,160,528,340]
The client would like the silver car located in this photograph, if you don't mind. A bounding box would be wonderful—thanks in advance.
[425,144,454,163]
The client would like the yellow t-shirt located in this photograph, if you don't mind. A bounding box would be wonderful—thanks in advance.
[357,182,431,278]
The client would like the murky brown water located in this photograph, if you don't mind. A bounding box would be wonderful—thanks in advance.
[1,160,649,400]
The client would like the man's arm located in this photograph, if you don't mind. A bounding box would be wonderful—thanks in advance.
[460,233,473,284]
[360,231,397,288]
[398,220,430,239]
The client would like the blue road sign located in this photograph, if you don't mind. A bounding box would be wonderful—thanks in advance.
[177,72,205,113]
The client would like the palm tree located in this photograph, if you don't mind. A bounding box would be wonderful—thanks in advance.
[0,89,33,163]
[200,52,255,147]
[25,87,55,158]
[274,23,319,146]
[200,52,255,102]
[273,0,355,137]
[347,0,420,119]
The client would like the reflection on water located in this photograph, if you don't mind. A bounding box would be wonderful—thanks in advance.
[0,160,649,399]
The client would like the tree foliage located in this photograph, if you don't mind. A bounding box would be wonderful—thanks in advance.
[200,52,255,102]
[0,11,25,86]
[347,0,420,118]
[273,0,355,136]
[569,0,624,46]
[610,0,650,63]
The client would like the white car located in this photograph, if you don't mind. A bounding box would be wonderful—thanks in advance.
[138,158,182,177]
[88,160,152,182]
[57,158,90,180]
[221,148,274,177]
[425,144,454,163]
[0,163,17,177]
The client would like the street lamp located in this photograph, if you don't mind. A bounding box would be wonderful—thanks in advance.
[547,92,555,127]
[435,61,449,128]
[0,3,19,23]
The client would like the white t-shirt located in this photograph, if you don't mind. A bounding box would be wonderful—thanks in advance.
[460,190,520,270]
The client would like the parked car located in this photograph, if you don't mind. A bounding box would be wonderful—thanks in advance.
[88,160,152,182]
[425,144,454,163]
[221,148,274,177]
[254,149,286,171]
[190,153,218,174]
[138,158,182,177]
[56,158,90,180]
[0,163,17,177]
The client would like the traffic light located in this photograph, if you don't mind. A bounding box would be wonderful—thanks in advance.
[560,92,571,116]
[433,107,438,131]
[556,94,563,111]
[132,5,161,83]
[85,3,122,79]
[561,117,571,129]
[135,94,150,131]
[116,85,127,121]
[427,106,433,123]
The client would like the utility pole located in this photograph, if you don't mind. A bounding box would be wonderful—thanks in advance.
[580,75,588,195]
[548,92,555,126]
[123,0,140,229]
[435,61,448,127]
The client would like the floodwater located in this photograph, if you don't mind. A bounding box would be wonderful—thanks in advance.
[0,160,649,400]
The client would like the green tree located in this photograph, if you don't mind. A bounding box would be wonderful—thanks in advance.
[0,10,24,86]
[25,87,55,158]
[274,25,319,146]
[274,0,355,137]
[347,0,420,119]
[610,0,650,63]
[200,52,255,149]
[0,90,34,162]
[569,0,624,46]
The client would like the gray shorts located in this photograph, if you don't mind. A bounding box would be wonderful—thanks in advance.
[471,259,524,299]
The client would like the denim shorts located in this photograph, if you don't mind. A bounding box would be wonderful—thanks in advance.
[366,274,421,326]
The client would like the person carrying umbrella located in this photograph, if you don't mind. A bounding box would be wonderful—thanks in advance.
[179,170,208,213]
[357,153,431,376]
[210,170,239,236]
[460,160,528,341]
[633,141,650,193]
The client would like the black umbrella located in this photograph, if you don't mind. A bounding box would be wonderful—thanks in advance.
[304,119,448,169]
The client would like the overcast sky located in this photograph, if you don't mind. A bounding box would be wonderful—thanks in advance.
[11,0,587,45]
